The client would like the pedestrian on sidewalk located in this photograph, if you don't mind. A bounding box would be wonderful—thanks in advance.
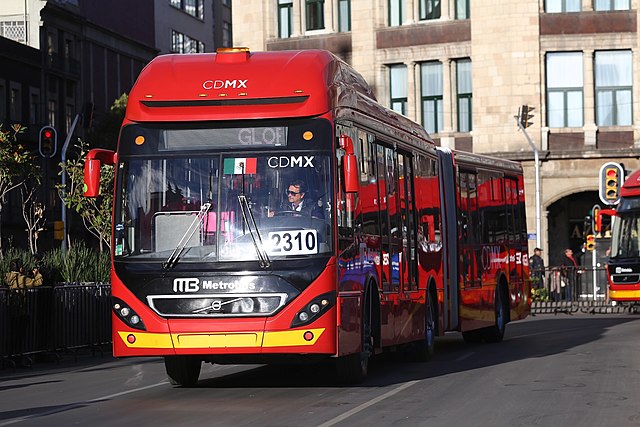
[560,248,579,301]
[530,247,545,290]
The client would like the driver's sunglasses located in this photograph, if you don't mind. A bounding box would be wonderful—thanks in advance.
[286,190,300,196]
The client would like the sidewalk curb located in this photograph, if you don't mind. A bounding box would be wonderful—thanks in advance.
[531,301,640,315]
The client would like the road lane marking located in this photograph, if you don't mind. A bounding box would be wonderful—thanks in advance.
[456,352,474,361]
[0,381,169,427]
[317,380,421,427]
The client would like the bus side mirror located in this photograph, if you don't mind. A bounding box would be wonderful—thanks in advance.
[84,149,116,198]
[84,159,101,197]
[339,135,359,193]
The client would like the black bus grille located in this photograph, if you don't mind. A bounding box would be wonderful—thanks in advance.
[610,274,640,285]
[147,293,287,317]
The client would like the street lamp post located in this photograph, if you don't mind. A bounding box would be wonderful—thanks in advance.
[61,114,80,254]
[516,106,541,250]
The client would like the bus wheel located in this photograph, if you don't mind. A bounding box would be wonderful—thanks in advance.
[483,286,507,343]
[164,356,201,387]
[409,293,436,362]
[336,287,374,383]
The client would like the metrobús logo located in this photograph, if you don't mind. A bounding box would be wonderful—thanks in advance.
[172,278,257,293]
[202,79,248,90]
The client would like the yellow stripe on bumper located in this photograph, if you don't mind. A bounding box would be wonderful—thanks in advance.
[263,328,324,347]
[117,331,174,349]
[610,289,640,299]
[118,328,325,349]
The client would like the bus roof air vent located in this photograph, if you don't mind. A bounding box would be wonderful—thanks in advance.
[215,47,251,64]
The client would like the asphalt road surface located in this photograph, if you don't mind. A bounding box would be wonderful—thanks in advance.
[1,313,639,426]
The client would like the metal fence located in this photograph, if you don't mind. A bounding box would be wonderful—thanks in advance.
[531,266,609,302]
[0,284,111,362]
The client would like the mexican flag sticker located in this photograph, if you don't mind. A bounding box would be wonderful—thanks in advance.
[223,157,257,174]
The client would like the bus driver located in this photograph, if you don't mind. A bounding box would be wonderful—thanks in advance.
[269,179,323,218]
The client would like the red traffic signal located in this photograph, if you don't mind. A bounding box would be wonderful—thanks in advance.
[39,125,57,158]
[586,234,595,251]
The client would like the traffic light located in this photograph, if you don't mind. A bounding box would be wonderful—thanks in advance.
[586,234,595,251]
[39,125,57,158]
[599,162,624,205]
[519,105,535,128]
[592,205,601,234]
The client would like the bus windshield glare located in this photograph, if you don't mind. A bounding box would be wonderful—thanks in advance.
[610,212,640,258]
[113,123,333,264]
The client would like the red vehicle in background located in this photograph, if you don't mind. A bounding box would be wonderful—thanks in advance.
[607,169,640,302]
[84,48,530,386]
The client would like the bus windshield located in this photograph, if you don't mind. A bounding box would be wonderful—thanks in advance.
[114,152,333,264]
[610,212,640,258]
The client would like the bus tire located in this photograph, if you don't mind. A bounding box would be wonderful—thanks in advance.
[164,356,201,387]
[336,285,374,383]
[408,290,436,362]
[483,284,508,343]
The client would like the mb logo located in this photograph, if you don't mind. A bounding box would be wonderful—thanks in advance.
[173,278,200,293]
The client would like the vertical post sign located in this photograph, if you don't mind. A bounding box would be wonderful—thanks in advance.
[598,162,624,206]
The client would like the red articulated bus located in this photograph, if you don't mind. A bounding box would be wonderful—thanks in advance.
[607,169,640,302]
[84,48,530,386]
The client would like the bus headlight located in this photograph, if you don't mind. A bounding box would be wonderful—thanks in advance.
[113,297,146,331]
[290,291,335,328]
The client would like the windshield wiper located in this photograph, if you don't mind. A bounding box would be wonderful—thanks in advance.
[237,195,271,268]
[163,202,212,270]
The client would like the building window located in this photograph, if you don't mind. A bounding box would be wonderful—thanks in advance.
[545,0,580,12]
[421,62,443,134]
[594,0,629,10]
[338,0,351,32]
[48,100,56,127]
[455,0,469,19]
[65,104,74,133]
[170,0,204,19]
[419,0,441,20]
[222,21,232,47]
[546,52,583,128]
[0,21,26,43]
[389,64,408,116]
[0,82,5,121]
[389,0,405,26]
[456,59,472,132]
[30,92,40,125]
[171,30,205,53]
[306,0,325,31]
[595,50,632,126]
[9,87,21,122]
[279,0,293,38]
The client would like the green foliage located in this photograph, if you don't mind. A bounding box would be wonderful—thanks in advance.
[0,124,37,188]
[0,124,41,255]
[531,286,549,302]
[0,246,37,275]
[1,244,110,285]
[57,139,114,251]
[46,241,110,283]
[88,93,128,150]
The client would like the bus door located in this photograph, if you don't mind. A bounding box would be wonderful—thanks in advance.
[397,152,420,341]
[459,171,481,288]
[375,144,396,340]
[505,177,524,293]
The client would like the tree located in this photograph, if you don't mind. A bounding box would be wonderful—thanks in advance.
[0,124,40,257]
[57,139,114,252]
[21,177,45,254]
[88,93,128,150]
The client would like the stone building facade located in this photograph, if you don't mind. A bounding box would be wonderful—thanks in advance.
[234,0,640,266]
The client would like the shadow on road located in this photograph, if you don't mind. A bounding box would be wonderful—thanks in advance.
[191,315,640,389]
